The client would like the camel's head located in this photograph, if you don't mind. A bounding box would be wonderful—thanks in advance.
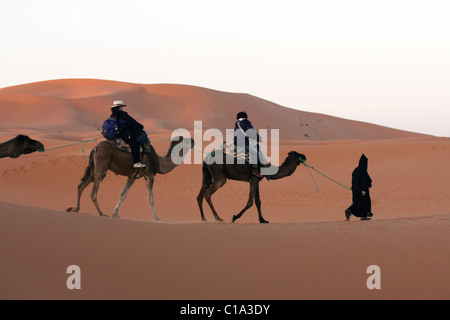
[288,151,306,165]
[171,136,195,149]
[17,135,45,155]
[170,136,195,163]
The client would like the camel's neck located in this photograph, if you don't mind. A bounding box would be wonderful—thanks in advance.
[156,154,179,174]
[269,159,299,180]
[151,141,187,174]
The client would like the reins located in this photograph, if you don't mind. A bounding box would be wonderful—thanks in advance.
[300,158,352,192]
[39,138,99,153]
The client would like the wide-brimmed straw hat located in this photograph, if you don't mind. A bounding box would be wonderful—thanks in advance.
[110,100,127,109]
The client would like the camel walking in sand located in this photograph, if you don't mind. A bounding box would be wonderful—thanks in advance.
[67,136,194,220]
[0,135,44,158]
[197,151,306,223]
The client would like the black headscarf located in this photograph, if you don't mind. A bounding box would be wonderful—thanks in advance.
[352,154,372,190]
[358,154,368,172]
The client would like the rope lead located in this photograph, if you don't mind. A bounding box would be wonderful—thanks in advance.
[300,158,352,192]
[39,138,98,153]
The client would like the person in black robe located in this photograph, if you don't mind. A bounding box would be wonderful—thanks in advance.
[110,100,146,168]
[345,154,373,220]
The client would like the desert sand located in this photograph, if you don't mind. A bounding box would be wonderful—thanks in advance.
[0,79,449,300]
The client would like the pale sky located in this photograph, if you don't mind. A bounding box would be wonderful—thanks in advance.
[1,0,449,136]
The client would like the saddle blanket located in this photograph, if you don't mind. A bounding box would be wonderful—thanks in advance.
[205,145,255,164]
[114,138,150,154]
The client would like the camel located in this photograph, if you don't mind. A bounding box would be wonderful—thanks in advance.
[0,135,44,158]
[197,150,306,223]
[66,136,194,220]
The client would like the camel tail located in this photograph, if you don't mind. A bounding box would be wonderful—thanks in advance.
[202,161,212,188]
[81,149,95,182]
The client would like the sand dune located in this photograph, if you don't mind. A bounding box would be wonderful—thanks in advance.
[0,79,448,300]
[0,201,448,300]
[0,79,428,141]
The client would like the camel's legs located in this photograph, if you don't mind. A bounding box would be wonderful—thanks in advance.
[145,175,160,221]
[197,184,208,222]
[66,175,93,213]
[112,178,136,218]
[91,169,108,217]
[204,180,225,222]
[232,179,258,223]
[255,184,268,223]
[76,175,93,210]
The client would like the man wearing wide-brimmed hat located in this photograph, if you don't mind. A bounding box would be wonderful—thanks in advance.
[110,100,146,168]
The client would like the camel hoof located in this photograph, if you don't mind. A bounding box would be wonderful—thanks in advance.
[260,219,269,224]
[65,207,79,213]
[215,217,223,222]
[232,215,237,223]
[100,214,109,217]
